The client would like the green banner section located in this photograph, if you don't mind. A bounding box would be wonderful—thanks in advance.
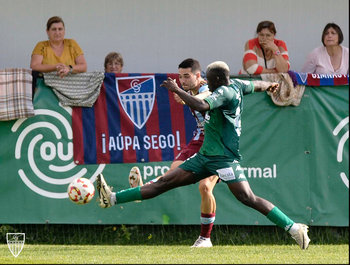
[0,78,348,226]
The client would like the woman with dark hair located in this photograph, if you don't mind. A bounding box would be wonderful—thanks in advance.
[30,16,87,78]
[302,23,348,75]
[239,20,290,75]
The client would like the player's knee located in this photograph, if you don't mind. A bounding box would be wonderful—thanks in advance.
[156,171,190,191]
[198,182,213,196]
[235,190,255,206]
[154,176,172,191]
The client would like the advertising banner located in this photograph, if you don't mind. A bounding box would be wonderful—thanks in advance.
[0,77,348,226]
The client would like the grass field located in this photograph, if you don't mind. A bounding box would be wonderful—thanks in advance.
[0,244,348,264]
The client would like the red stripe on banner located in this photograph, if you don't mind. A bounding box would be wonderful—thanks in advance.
[334,75,348,86]
[167,74,187,159]
[142,73,162,161]
[94,83,110,164]
[72,107,84,165]
[145,93,161,161]
[307,74,320,86]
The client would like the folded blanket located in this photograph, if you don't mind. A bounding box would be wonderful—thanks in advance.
[0,68,35,121]
[43,70,105,107]
[261,72,306,107]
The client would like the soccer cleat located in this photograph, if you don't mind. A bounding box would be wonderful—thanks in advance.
[191,236,213,248]
[290,223,311,250]
[129,166,144,188]
[96,174,114,208]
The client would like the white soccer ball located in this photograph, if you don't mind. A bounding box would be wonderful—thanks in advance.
[67,178,95,205]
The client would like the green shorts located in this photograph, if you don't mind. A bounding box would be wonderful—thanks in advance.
[179,152,247,184]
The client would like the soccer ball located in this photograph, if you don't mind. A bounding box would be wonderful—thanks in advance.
[67,178,95,205]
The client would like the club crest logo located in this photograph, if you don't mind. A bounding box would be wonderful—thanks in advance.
[7,233,25,257]
[116,76,156,129]
[296,72,308,84]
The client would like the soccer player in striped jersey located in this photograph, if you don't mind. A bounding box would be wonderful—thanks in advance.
[129,58,218,248]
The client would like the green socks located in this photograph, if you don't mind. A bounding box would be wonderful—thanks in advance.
[115,186,142,204]
[114,189,294,233]
[267,206,294,231]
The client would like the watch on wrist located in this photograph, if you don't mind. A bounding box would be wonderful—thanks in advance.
[274,50,281,56]
[68,65,73,74]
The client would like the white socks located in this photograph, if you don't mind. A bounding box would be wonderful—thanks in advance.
[110,192,116,206]
[288,223,300,234]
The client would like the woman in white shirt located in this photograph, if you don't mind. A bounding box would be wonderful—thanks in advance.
[302,23,349,75]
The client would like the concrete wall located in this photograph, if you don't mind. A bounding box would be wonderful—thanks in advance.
[0,0,348,74]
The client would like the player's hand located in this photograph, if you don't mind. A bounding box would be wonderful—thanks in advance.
[160,77,180,92]
[267,83,279,93]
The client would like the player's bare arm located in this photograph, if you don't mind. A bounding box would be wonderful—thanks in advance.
[195,90,212,100]
[174,90,211,105]
[173,93,185,105]
[252,81,279,93]
[161,78,210,112]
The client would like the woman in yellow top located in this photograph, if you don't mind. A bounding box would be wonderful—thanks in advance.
[30,16,87,78]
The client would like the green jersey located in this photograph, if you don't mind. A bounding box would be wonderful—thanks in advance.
[200,79,254,160]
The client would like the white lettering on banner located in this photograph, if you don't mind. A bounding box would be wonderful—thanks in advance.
[140,164,278,181]
[104,131,181,153]
[39,141,72,161]
[311,74,345,79]
[242,164,277,178]
[143,165,170,178]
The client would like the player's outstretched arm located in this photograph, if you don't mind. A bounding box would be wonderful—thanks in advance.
[173,90,211,105]
[161,78,210,112]
[252,80,279,93]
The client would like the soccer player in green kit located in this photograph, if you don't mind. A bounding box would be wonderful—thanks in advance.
[96,61,310,250]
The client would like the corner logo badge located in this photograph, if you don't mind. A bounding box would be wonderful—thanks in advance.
[7,233,25,257]
[116,76,156,129]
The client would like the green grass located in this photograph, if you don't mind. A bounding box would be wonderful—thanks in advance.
[0,244,348,264]
[1,224,348,246]
[1,224,348,263]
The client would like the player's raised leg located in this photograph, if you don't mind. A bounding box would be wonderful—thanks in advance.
[227,180,311,250]
[97,167,197,207]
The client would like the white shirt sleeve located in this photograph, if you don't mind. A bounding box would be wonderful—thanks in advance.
[301,49,317,73]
